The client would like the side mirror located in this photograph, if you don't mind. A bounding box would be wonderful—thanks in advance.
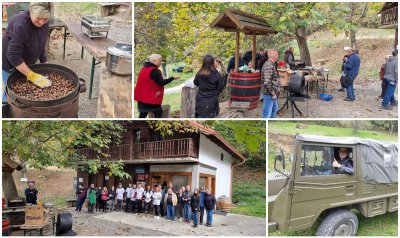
[290,153,294,163]
[274,148,288,177]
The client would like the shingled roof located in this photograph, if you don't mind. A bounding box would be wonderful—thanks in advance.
[210,9,277,35]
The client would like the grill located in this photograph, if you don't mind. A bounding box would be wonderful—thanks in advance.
[81,16,111,39]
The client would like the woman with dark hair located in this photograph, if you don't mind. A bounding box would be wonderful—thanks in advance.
[194,55,226,118]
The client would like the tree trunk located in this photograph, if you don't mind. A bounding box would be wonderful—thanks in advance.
[350,30,357,49]
[295,27,312,66]
[2,171,19,203]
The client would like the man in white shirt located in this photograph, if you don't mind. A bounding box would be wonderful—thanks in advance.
[115,183,125,212]
[125,183,133,212]
[136,184,145,213]
[144,185,153,214]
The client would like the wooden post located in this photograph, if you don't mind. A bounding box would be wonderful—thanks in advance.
[180,86,198,118]
[234,32,240,71]
[252,33,256,69]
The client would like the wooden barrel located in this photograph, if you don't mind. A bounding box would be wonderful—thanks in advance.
[2,217,12,236]
[217,196,232,212]
[228,71,261,110]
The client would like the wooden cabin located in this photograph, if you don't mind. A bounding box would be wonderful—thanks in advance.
[378,2,398,48]
[76,121,245,198]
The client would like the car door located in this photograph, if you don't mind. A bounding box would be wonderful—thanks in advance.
[288,143,357,231]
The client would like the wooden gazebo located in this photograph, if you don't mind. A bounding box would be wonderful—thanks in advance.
[211,9,277,71]
[378,2,398,48]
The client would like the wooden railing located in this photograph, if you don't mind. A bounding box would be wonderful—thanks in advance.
[76,138,197,161]
[381,7,398,27]
[133,138,197,159]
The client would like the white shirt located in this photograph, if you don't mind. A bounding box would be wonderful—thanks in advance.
[152,191,162,205]
[126,187,133,198]
[136,187,144,199]
[116,187,125,200]
[144,190,153,203]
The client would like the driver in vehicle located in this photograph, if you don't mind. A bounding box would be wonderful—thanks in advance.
[332,147,354,175]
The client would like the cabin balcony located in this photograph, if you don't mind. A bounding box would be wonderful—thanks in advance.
[380,7,398,29]
[76,138,199,163]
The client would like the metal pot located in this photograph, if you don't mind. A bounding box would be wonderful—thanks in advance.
[106,43,132,75]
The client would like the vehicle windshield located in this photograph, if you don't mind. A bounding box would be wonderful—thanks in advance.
[300,145,353,176]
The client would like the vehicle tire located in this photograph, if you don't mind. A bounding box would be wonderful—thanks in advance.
[316,209,358,236]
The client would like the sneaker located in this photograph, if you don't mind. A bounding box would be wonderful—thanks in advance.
[338,88,345,92]
[156,216,160,219]
[390,102,398,107]
[179,218,182,222]
[343,98,354,102]
[381,106,393,110]
[154,216,157,219]
[200,222,203,225]
[193,224,198,228]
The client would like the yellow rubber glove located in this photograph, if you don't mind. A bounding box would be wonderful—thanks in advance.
[27,71,52,88]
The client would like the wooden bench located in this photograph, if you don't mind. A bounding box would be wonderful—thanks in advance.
[64,21,116,99]
[20,224,45,236]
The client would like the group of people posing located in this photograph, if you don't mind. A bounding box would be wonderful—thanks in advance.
[75,182,217,228]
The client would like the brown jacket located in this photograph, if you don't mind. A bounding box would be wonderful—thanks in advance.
[164,192,178,206]
[261,60,281,96]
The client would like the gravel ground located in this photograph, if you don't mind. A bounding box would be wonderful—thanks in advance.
[219,80,398,118]
[68,208,266,236]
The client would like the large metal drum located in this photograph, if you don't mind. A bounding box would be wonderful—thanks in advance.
[6,64,86,118]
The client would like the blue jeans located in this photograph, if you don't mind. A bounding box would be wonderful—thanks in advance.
[193,210,199,225]
[262,94,278,118]
[2,70,10,101]
[382,78,397,107]
[206,209,213,225]
[167,204,175,220]
[346,78,355,100]
[184,204,191,221]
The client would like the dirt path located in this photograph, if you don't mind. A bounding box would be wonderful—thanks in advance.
[68,209,265,236]
[219,80,397,118]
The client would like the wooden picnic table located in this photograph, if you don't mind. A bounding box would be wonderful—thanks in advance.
[64,21,116,99]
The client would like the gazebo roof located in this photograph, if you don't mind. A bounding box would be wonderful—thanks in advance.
[210,9,277,35]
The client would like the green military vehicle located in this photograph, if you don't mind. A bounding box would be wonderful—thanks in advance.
[269,134,398,236]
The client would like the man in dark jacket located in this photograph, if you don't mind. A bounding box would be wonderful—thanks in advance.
[182,185,192,223]
[333,148,354,175]
[199,187,206,225]
[227,52,243,73]
[95,186,102,212]
[204,189,216,227]
[75,184,87,213]
[25,181,38,205]
[284,47,295,70]
[381,49,398,110]
[343,47,360,101]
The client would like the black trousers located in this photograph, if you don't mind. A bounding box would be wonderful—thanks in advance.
[131,200,137,213]
[125,198,131,212]
[200,206,205,223]
[139,110,162,118]
[89,203,94,213]
[160,202,165,216]
[101,200,107,212]
[154,205,160,216]
[95,198,101,211]
[144,201,152,214]
[137,199,143,213]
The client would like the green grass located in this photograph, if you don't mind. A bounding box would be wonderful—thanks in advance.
[58,2,100,15]
[166,63,195,89]
[269,121,398,142]
[231,181,266,218]
[269,210,398,236]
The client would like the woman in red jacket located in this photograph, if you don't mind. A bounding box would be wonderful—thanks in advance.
[134,54,180,118]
